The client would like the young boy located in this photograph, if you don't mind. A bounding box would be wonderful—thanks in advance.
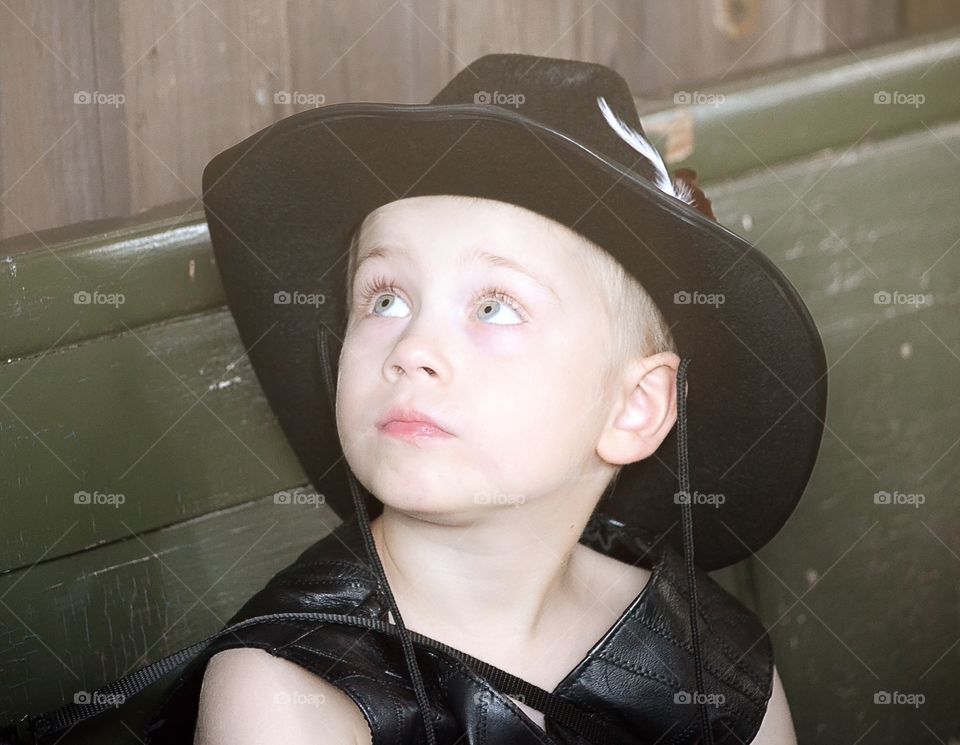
[191,192,799,744]
[0,52,821,745]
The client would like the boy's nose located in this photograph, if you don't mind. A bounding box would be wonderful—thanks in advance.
[384,332,449,382]
[391,363,438,378]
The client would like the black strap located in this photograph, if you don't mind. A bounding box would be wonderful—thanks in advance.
[4,611,631,745]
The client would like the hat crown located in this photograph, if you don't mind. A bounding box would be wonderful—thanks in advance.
[429,53,663,187]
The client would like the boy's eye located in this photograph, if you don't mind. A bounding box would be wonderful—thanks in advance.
[357,275,528,324]
[370,290,408,319]
[475,294,524,325]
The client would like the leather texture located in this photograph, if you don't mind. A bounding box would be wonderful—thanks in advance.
[143,513,773,744]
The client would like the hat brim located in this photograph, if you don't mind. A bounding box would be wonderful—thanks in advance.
[201,102,827,571]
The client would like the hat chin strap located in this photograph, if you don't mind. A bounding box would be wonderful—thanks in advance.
[316,327,713,744]
[675,356,716,745]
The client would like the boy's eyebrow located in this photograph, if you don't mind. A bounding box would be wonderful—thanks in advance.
[355,244,561,303]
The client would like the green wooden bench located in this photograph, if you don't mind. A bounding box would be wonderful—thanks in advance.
[3,27,958,743]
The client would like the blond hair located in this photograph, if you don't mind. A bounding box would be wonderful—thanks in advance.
[572,236,678,499]
[577,237,678,373]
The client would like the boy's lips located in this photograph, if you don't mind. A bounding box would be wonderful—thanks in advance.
[380,421,454,440]
[377,406,454,435]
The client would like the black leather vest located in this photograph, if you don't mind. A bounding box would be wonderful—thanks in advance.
[141,510,773,744]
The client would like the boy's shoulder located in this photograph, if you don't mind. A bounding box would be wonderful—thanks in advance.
[142,516,394,744]
[195,647,374,745]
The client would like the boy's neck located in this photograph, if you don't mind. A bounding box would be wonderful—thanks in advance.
[367,504,593,652]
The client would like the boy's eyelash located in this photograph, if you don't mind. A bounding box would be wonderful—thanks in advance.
[355,273,529,321]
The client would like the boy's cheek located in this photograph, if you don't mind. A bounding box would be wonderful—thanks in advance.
[467,324,532,358]
[341,324,395,362]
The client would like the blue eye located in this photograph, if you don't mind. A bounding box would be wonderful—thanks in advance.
[474,291,525,325]
[355,276,408,318]
[356,275,528,324]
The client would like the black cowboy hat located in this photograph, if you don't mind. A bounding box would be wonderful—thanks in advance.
[200,52,827,574]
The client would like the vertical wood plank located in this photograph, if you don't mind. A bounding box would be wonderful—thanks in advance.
[0,1,97,237]
[902,0,960,34]
[116,0,291,213]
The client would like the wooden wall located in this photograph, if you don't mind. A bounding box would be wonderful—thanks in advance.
[2,0,960,242]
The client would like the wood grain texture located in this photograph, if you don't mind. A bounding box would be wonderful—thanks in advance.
[0,492,341,743]
[0,307,312,570]
[640,27,960,182]
[0,205,216,360]
[2,0,939,241]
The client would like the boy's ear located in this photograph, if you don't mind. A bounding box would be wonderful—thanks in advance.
[597,352,681,466]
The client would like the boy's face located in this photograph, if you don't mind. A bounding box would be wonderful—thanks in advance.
[335,194,623,518]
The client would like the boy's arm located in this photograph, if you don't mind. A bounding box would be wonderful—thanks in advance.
[194,647,374,745]
[749,664,798,744]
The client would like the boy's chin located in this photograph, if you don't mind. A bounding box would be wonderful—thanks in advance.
[377,494,512,524]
